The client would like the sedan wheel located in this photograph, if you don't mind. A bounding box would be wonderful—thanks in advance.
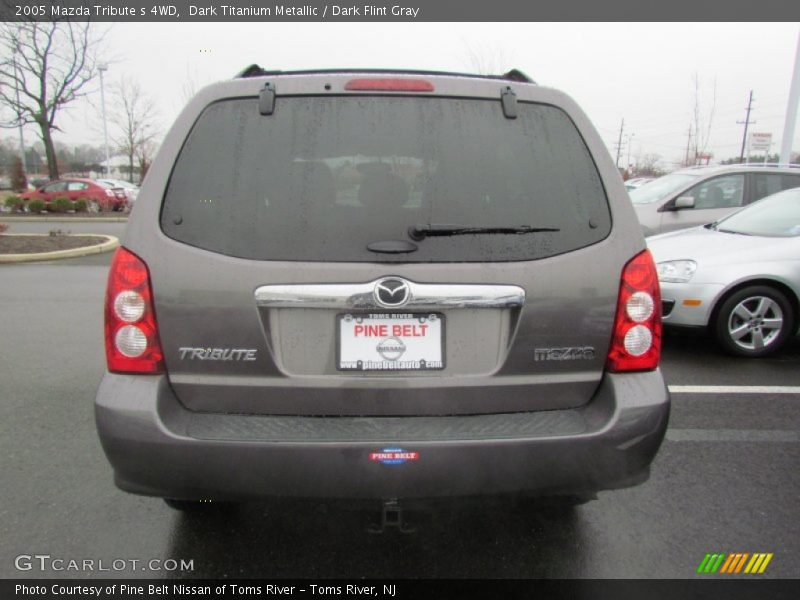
[714,286,794,357]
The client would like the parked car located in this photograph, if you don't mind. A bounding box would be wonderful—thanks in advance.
[20,178,128,211]
[630,164,800,236]
[95,67,669,513]
[649,187,800,357]
[27,177,49,190]
[97,178,140,205]
[624,177,654,191]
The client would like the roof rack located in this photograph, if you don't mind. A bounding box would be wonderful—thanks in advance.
[680,163,800,171]
[720,163,800,170]
[234,65,536,84]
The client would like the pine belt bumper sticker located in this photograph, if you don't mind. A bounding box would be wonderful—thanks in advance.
[370,448,420,465]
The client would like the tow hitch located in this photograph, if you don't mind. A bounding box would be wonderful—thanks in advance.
[368,498,415,534]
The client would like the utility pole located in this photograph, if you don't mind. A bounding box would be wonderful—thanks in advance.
[614,118,624,168]
[780,30,800,165]
[684,124,693,166]
[737,90,756,164]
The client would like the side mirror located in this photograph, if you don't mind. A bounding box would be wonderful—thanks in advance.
[674,196,695,209]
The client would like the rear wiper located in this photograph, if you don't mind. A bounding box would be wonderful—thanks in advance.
[409,224,560,241]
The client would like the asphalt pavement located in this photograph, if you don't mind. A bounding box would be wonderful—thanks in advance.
[1,222,798,579]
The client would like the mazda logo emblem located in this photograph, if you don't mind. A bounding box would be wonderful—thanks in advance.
[374,278,410,307]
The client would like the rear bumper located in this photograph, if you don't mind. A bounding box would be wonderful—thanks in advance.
[95,371,670,500]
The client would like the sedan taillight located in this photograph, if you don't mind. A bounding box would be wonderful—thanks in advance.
[606,249,662,372]
[104,247,164,374]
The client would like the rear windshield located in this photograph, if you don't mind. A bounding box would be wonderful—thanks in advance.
[161,96,611,262]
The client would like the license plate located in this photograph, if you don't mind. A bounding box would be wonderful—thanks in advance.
[337,313,444,371]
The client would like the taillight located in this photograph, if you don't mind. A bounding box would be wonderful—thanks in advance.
[344,78,434,92]
[606,249,662,372]
[104,247,164,374]
[105,189,114,197]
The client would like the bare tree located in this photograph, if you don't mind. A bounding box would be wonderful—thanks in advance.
[462,40,510,75]
[180,65,201,105]
[112,78,158,183]
[634,153,664,177]
[135,136,159,183]
[0,21,104,179]
[691,72,717,164]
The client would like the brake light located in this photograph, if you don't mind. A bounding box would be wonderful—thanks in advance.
[606,249,662,372]
[104,247,164,374]
[344,78,434,92]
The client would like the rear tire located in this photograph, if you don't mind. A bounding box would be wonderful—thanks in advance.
[713,285,794,357]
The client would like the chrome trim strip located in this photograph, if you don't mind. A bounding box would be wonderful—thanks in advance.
[255,279,525,310]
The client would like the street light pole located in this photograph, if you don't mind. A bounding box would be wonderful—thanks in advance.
[626,132,635,172]
[12,47,27,174]
[98,63,110,177]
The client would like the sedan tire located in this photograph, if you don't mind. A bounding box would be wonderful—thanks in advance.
[713,285,795,357]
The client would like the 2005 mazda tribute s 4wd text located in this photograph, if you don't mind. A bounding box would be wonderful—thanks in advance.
[95,67,670,511]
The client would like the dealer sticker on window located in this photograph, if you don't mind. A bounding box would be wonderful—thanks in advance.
[338,313,444,371]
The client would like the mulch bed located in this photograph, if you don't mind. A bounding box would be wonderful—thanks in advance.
[0,235,108,254]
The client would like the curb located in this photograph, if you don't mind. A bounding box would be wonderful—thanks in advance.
[0,216,128,223]
[0,234,119,263]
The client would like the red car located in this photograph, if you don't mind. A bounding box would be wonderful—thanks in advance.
[20,178,128,212]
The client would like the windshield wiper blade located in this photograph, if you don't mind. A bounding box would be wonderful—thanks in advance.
[409,224,560,240]
[716,228,752,236]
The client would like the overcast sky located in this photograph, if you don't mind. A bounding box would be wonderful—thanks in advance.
[19,22,800,169]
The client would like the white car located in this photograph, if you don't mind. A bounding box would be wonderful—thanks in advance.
[624,177,654,191]
[648,187,800,357]
[97,178,139,205]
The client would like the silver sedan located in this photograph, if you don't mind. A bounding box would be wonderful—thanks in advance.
[648,187,800,357]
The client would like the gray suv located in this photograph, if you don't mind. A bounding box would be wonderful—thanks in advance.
[631,164,800,237]
[96,68,669,510]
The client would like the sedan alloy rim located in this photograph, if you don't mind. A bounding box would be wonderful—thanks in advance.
[727,296,784,351]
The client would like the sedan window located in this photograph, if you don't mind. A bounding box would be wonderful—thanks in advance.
[629,173,698,205]
[44,182,67,193]
[684,174,744,210]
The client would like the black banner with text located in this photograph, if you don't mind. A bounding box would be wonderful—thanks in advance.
[1,0,799,22]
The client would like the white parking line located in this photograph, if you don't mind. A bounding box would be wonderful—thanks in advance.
[668,385,800,394]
